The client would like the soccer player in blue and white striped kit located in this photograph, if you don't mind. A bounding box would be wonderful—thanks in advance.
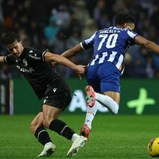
[61,12,159,138]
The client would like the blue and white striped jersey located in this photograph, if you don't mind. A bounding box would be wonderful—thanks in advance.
[81,26,138,71]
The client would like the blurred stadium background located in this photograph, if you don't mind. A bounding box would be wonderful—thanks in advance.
[0,0,159,115]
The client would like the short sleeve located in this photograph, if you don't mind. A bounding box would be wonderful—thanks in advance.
[81,32,97,49]
[127,30,138,45]
[5,55,16,64]
[28,48,46,62]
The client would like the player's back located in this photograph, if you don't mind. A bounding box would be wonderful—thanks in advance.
[94,26,130,53]
[87,26,137,70]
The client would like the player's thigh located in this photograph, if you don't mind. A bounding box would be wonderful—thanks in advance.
[99,62,121,93]
[103,91,120,104]
[42,104,62,127]
[101,80,120,104]
[86,65,100,92]
[43,104,62,120]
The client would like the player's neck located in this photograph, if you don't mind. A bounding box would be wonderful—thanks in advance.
[115,25,124,29]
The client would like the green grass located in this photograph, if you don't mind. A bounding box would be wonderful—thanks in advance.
[0,114,158,159]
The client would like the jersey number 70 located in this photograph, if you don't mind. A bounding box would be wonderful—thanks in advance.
[97,33,118,50]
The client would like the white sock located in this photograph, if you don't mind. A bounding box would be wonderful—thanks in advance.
[95,92,119,114]
[45,142,53,146]
[84,100,100,129]
[71,133,80,142]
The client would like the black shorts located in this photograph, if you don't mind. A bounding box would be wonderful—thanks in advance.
[43,78,72,110]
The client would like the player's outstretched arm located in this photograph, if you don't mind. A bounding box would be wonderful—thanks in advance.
[61,43,84,58]
[50,44,83,67]
[44,52,86,75]
[135,35,159,54]
[0,56,5,63]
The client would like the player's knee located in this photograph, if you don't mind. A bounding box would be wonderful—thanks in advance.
[30,122,39,133]
[43,120,49,128]
[43,117,55,128]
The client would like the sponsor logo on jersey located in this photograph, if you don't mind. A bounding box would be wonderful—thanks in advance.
[23,59,28,67]
[28,54,41,60]
[17,65,35,73]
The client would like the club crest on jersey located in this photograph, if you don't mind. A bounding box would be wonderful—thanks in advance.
[23,59,28,67]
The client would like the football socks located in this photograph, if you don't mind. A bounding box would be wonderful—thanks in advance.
[35,126,52,145]
[49,119,75,140]
[84,100,100,129]
[95,93,119,114]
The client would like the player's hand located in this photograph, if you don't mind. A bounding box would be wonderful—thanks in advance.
[51,61,57,68]
[74,65,86,79]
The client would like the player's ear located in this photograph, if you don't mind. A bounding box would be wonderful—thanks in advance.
[124,23,135,30]
[124,23,129,29]
[20,40,25,46]
[123,23,126,27]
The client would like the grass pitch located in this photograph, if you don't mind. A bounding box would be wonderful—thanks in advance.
[0,114,158,159]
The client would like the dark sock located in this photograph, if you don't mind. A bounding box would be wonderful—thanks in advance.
[35,126,52,145]
[49,119,75,140]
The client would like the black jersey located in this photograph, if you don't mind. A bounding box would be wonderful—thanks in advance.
[4,48,63,99]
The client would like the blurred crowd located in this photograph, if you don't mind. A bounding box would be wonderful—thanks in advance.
[0,0,159,79]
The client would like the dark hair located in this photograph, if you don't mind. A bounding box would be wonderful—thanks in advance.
[114,12,136,25]
[1,32,20,45]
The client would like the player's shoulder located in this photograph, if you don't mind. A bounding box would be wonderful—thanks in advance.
[25,47,44,60]
[124,29,138,38]
[123,28,137,34]
[25,47,44,56]
[98,26,113,32]
[25,47,41,54]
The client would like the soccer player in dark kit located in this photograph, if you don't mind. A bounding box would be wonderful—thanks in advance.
[0,32,87,157]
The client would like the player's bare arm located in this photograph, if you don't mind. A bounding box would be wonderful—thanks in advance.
[61,43,84,58]
[0,56,5,63]
[135,35,159,54]
[51,44,83,67]
[44,52,85,75]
